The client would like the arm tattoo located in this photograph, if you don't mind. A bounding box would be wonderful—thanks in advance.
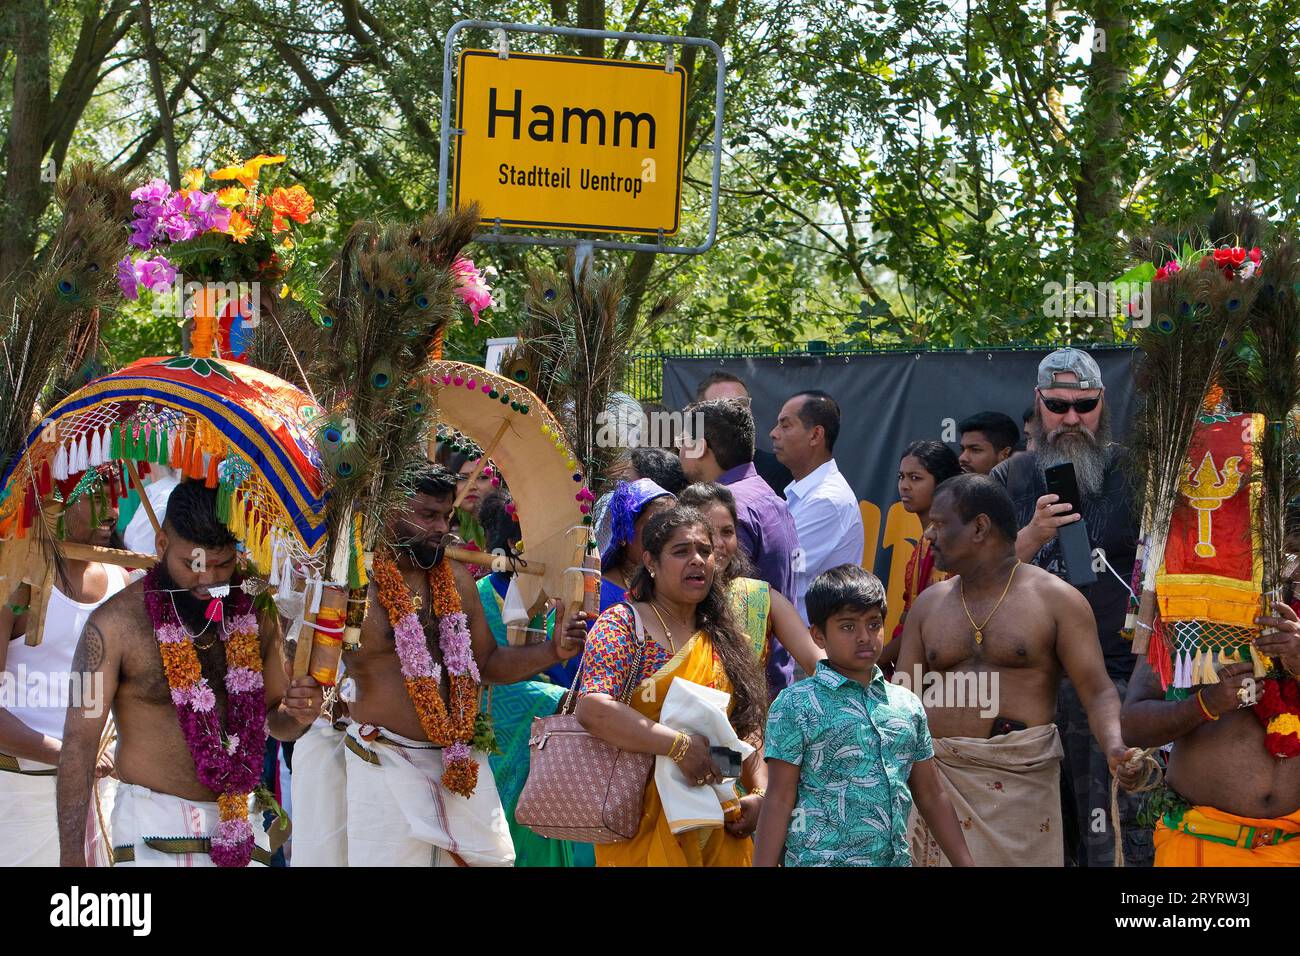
[72,621,105,673]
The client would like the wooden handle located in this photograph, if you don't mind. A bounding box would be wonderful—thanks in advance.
[1132,588,1156,655]
[442,545,544,576]
[123,461,162,536]
[57,542,157,568]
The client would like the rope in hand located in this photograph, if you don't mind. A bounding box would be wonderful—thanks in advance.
[1110,747,1163,868]
[94,719,117,866]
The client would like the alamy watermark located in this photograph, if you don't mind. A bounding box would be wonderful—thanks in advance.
[0,666,104,719]
[139,277,262,328]
[595,408,706,456]
[1042,274,1152,326]
[892,664,1000,718]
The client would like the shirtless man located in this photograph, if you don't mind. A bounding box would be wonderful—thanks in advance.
[341,464,584,866]
[898,473,1138,866]
[56,479,322,866]
[1121,608,1300,865]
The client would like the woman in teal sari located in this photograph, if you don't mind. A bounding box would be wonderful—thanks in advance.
[475,491,594,867]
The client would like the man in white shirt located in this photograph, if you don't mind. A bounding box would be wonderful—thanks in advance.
[769,390,865,624]
[0,468,124,865]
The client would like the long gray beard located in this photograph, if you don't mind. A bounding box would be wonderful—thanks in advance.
[1030,407,1112,497]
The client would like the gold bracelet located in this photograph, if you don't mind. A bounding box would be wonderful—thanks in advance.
[748,787,766,799]
[1195,689,1220,722]
[668,732,691,763]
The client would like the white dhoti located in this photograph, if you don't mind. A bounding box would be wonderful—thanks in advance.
[290,720,349,867]
[0,758,115,867]
[343,723,514,867]
[110,781,271,867]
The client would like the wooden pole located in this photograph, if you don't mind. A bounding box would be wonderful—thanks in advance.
[57,542,157,568]
[123,460,162,537]
[442,544,544,576]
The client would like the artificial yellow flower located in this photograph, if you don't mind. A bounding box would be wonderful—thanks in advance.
[181,167,206,191]
[210,154,286,188]
[226,211,254,244]
[216,186,247,208]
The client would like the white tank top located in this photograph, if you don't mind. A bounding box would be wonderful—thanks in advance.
[5,566,127,741]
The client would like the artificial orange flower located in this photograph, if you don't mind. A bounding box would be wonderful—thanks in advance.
[267,184,314,225]
[226,210,254,244]
[181,167,206,191]
[211,154,286,189]
[271,213,288,234]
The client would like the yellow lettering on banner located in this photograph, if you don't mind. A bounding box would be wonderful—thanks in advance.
[454,50,687,236]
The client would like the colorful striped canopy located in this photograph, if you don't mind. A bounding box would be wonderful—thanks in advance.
[1,356,326,565]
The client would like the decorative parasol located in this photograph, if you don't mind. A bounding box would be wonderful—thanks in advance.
[429,359,597,639]
[0,354,327,631]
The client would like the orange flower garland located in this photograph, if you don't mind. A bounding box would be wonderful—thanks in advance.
[372,552,481,796]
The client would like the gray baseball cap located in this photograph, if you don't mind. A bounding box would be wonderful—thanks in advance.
[1037,348,1103,391]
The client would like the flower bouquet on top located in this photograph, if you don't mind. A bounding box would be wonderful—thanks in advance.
[116,154,324,359]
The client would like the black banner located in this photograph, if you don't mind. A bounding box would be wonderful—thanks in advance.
[663,347,1137,634]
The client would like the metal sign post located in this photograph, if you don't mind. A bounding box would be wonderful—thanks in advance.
[438,19,725,257]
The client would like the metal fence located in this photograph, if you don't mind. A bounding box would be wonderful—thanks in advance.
[625,339,1122,403]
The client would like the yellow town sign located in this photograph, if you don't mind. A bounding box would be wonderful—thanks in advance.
[454,50,687,236]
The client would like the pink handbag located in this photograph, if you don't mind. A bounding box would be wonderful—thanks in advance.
[515,603,655,843]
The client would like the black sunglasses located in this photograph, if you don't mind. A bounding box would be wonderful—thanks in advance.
[1037,390,1101,415]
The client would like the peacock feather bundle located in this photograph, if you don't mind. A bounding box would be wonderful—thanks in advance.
[515,251,675,495]
[1,163,136,477]
[1128,215,1258,654]
[312,205,480,583]
[1234,236,1300,634]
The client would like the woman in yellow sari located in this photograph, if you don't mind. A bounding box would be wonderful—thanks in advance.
[679,483,824,677]
[575,505,770,866]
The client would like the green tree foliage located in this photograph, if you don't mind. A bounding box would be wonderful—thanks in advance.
[3,0,1299,361]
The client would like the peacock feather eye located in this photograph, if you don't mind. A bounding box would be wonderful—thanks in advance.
[58,279,75,294]
[1178,300,1191,316]
[86,263,99,273]
[371,371,390,389]
[543,288,557,301]
[337,461,354,477]
[415,294,430,309]
[1226,297,1241,311]
[324,426,342,446]
[1157,316,1176,334]
[513,369,528,382]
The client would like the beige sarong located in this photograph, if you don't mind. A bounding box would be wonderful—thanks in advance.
[289,720,349,867]
[111,782,271,867]
[910,724,1064,867]
[0,758,115,867]
[344,723,514,867]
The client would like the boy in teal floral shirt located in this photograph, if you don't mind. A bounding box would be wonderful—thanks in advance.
[753,565,973,867]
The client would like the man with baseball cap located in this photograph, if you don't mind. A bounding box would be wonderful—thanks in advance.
[990,347,1149,867]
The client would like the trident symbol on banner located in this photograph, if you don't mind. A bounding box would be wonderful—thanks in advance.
[1182,452,1243,558]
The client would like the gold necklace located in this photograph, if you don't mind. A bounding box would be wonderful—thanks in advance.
[960,560,1020,645]
[646,602,693,654]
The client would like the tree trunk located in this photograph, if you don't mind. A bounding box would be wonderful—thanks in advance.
[139,0,181,187]
[0,0,51,284]
[576,0,604,57]
[1074,2,1129,270]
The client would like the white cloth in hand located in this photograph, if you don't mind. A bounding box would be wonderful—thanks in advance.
[656,678,755,835]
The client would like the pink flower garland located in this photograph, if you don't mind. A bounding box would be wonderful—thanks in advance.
[144,569,265,867]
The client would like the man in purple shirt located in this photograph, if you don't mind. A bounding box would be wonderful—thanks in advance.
[680,398,800,695]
